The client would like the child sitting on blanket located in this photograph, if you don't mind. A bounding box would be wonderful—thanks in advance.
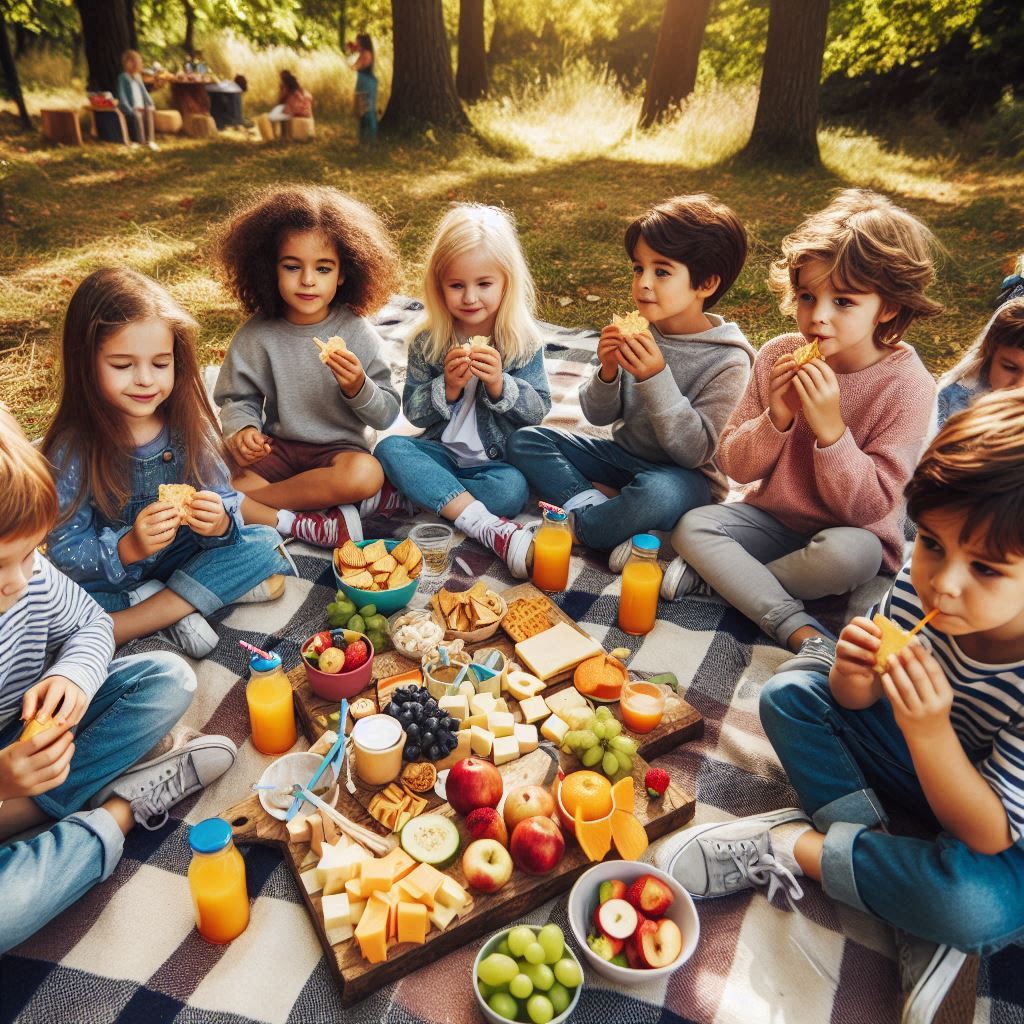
[936,297,1024,428]
[373,204,550,562]
[214,184,402,549]
[665,189,941,662]
[0,408,236,954]
[658,390,1024,1023]
[42,268,291,659]
[504,193,754,577]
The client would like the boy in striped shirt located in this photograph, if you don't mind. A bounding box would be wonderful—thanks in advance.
[0,410,236,953]
[658,390,1024,1023]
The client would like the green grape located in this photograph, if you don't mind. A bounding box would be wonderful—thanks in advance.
[527,994,554,1024]
[496,939,512,957]
[524,941,546,965]
[547,982,571,1015]
[584,715,598,731]
[553,958,582,988]
[602,751,619,777]
[507,926,535,958]
[478,979,497,999]
[521,962,555,991]
[479,953,519,987]
[577,731,599,750]
[591,722,606,740]
[509,973,534,999]
[603,719,622,738]
[581,745,603,767]
[608,735,637,755]
[615,750,633,774]
[537,923,564,964]
[596,706,613,721]
[488,992,519,1021]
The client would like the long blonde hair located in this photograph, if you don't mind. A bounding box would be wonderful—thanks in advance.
[937,297,1024,391]
[417,204,541,368]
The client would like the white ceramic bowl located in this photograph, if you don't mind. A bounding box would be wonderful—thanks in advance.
[473,924,584,1024]
[566,861,699,985]
[257,751,338,822]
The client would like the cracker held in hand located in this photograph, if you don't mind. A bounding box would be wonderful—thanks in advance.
[871,609,938,673]
[612,311,649,338]
[792,338,822,367]
[461,336,491,351]
[158,483,196,521]
[313,335,348,364]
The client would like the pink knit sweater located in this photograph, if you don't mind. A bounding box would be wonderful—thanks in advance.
[717,333,936,571]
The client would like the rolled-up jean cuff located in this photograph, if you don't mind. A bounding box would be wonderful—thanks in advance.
[767,608,817,645]
[67,808,125,881]
[166,571,221,617]
[436,488,465,515]
[812,787,887,832]
[821,821,870,913]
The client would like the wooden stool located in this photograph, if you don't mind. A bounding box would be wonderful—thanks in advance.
[287,116,315,142]
[255,114,276,141]
[184,113,217,138]
[153,109,183,134]
[82,107,130,145]
[41,108,83,146]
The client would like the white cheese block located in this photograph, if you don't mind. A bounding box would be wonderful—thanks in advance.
[563,705,595,730]
[439,694,469,720]
[518,695,550,724]
[300,866,322,895]
[514,723,538,753]
[325,922,354,945]
[469,691,498,717]
[492,734,520,765]
[429,901,459,931]
[435,876,470,911]
[487,711,515,737]
[458,681,476,700]
[493,698,510,714]
[545,687,589,717]
[322,892,351,930]
[459,713,488,732]
[506,671,546,701]
[515,623,603,680]
[286,814,312,844]
[470,725,494,757]
[348,898,367,924]
[317,842,372,889]
[541,714,569,745]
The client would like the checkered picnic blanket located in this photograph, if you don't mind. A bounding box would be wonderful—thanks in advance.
[2,302,1016,1024]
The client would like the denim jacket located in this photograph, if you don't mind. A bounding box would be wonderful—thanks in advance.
[402,332,551,461]
[116,72,154,112]
[47,426,242,589]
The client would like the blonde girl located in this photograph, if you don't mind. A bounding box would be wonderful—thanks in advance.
[372,205,550,561]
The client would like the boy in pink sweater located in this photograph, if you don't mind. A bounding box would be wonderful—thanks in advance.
[663,189,941,661]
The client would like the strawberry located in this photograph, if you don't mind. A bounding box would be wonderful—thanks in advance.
[343,639,370,671]
[645,767,669,799]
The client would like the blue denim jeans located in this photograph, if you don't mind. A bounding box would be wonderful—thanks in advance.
[760,670,1024,954]
[0,651,195,952]
[374,436,529,518]
[505,427,712,551]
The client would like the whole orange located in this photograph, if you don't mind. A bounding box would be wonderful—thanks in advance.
[559,770,613,821]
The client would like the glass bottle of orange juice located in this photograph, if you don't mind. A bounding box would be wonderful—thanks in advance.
[618,534,662,635]
[245,651,297,755]
[532,507,572,593]
[188,818,250,944]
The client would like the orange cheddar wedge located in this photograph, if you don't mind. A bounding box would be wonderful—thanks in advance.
[354,894,389,964]
[397,900,428,945]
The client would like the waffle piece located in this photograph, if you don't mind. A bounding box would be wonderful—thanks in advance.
[792,339,822,367]
[611,310,649,337]
[502,596,554,643]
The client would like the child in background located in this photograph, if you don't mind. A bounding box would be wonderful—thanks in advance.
[0,409,236,954]
[505,194,753,577]
[374,205,549,562]
[266,69,313,135]
[116,49,157,150]
[936,297,1024,427]
[666,189,940,661]
[660,391,1024,1022]
[214,184,401,549]
[42,268,291,659]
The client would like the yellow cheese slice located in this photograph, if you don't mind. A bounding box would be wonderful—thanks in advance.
[514,623,603,681]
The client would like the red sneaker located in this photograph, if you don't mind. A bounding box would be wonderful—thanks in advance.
[360,480,415,519]
[291,506,354,549]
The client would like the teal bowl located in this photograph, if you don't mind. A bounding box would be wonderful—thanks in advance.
[332,539,419,616]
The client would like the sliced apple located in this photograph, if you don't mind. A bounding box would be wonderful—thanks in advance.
[636,917,683,969]
[596,897,639,941]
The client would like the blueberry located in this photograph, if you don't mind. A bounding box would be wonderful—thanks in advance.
[405,721,421,740]
[387,704,401,718]
[399,710,414,727]
[420,731,435,748]
[423,717,439,733]
[441,716,457,733]
[445,734,459,751]
[405,743,421,761]
[428,743,442,761]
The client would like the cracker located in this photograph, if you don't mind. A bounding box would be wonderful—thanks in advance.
[792,339,822,367]
[388,564,410,588]
[612,311,649,337]
[503,596,553,643]
[337,540,366,568]
[343,569,374,589]
[362,539,387,562]
[158,483,196,520]
[391,538,412,564]
[314,335,348,364]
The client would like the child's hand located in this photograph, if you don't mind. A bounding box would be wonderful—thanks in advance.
[792,361,845,446]
[881,641,954,740]
[22,675,89,728]
[597,326,623,382]
[227,427,272,467]
[830,616,882,697]
[768,353,800,431]
[444,347,473,402]
[122,500,180,563]
[187,491,230,537]
[617,330,666,382]
[326,348,366,398]
[469,346,504,399]
[0,719,75,800]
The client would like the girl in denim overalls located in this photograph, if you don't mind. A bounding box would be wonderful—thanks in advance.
[42,268,292,659]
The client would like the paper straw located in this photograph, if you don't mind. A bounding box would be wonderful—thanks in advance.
[908,608,939,638]
[239,640,272,660]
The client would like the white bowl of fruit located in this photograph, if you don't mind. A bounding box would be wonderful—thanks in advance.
[567,861,699,984]
[473,922,583,1024]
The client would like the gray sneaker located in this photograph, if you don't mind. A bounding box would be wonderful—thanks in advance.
[777,635,838,674]
[89,734,237,829]
[660,557,713,602]
[127,580,219,658]
[898,930,977,1024]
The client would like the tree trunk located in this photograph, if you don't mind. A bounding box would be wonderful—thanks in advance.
[76,0,132,93]
[183,0,196,56]
[14,23,29,58]
[381,0,470,135]
[456,0,488,102]
[742,0,830,165]
[640,0,712,128]
[125,0,138,50]
[0,11,31,130]
[338,0,347,52]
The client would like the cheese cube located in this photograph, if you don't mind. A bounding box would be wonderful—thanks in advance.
[470,692,498,717]
[474,674,502,697]
[375,887,400,939]
[354,895,390,964]
[404,863,447,906]
[492,734,520,765]
[518,695,549,724]
[319,808,341,845]
[514,723,539,753]
[317,842,371,889]
[310,729,339,757]
[285,814,312,844]
[349,899,367,925]
[345,877,362,900]
[545,687,589,716]
[435,875,470,911]
[439,694,469,720]
[492,697,510,714]
[436,729,471,771]
[359,847,416,897]
[300,867,322,895]
[325,921,354,945]
[459,713,488,732]
[487,711,515,737]
[506,671,545,701]
[428,900,459,931]
[397,900,428,944]
[309,815,326,857]
[470,726,494,757]
[322,893,351,931]
[541,714,569,745]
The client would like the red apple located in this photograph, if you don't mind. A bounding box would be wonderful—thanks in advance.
[445,756,502,817]
[466,806,508,847]
[461,838,513,893]
[596,898,639,940]
[598,879,627,904]
[502,784,556,833]
[509,815,565,875]
[625,874,674,917]
[624,934,646,970]
[636,917,683,968]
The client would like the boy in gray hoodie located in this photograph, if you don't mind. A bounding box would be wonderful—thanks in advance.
[505,194,755,575]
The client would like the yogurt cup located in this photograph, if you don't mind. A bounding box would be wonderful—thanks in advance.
[351,714,406,786]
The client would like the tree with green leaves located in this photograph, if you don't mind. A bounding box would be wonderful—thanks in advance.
[456,0,487,103]
[639,0,711,128]
[0,3,29,129]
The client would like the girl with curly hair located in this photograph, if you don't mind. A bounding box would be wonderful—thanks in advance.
[213,184,401,548]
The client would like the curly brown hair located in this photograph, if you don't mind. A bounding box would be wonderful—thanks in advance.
[217,184,399,319]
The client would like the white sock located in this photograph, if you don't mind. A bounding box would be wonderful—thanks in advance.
[358,490,380,517]
[453,500,497,538]
[276,509,296,535]
[563,488,610,514]
[769,821,812,876]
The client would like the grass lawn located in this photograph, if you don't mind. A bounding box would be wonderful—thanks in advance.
[1,105,1022,435]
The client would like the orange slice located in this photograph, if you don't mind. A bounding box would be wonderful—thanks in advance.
[575,805,613,862]
[611,809,649,860]
[610,776,635,814]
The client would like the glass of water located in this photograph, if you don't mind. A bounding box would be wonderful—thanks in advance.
[408,523,454,589]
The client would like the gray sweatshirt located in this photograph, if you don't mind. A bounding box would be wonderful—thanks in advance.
[214,305,401,450]
[579,313,755,500]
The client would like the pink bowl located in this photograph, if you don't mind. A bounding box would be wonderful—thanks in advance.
[302,632,375,700]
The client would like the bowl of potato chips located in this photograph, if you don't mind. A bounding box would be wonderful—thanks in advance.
[333,538,422,615]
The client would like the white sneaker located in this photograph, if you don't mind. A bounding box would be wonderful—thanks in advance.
[126,580,219,658]
[898,932,974,1024]
[147,140,160,151]
[608,539,632,574]
[660,557,713,601]
[233,573,286,604]
[504,522,537,580]
[89,734,237,829]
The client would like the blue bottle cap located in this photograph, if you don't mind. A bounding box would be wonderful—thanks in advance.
[544,510,568,522]
[189,817,233,854]
[632,533,660,552]
[250,651,282,673]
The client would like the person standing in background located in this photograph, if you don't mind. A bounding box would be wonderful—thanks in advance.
[347,35,378,143]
